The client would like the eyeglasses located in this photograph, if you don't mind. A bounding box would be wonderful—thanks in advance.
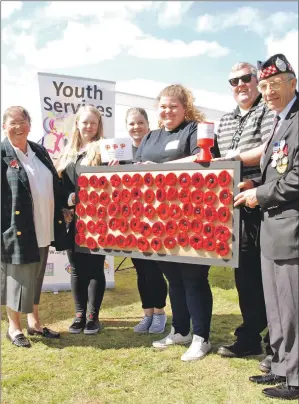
[229,73,256,87]
[257,78,293,93]
[7,120,27,128]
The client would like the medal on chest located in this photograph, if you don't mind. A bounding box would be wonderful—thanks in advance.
[272,140,288,174]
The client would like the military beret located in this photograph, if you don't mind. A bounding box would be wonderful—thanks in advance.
[257,54,295,81]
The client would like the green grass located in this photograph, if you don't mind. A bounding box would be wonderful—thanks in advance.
[1,259,279,404]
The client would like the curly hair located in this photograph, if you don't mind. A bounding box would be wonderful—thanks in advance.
[157,84,205,128]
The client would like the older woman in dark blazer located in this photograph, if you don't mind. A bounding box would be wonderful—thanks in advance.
[1,106,69,348]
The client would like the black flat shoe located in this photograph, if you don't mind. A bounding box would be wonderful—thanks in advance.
[27,327,60,339]
[263,383,299,400]
[217,341,263,358]
[259,354,273,373]
[6,331,31,348]
[249,373,286,385]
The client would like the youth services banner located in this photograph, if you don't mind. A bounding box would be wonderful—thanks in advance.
[37,72,116,161]
[38,72,116,289]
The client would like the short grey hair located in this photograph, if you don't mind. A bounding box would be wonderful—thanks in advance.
[230,62,257,76]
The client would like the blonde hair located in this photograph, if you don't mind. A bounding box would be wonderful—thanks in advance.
[56,105,104,175]
[157,84,205,128]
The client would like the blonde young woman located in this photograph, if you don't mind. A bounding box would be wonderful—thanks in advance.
[133,85,213,361]
[57,105,115,335]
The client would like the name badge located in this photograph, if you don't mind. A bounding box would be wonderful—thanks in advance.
[165,140,179,151]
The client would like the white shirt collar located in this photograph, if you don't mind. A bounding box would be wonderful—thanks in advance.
[278,96,297,122]
[10,141,36,162]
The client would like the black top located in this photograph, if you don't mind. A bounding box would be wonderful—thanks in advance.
[133,121,200,164]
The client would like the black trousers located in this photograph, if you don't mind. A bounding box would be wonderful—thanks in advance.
[157,262,212,341]
[234,207,269,349]
[67,250,106,318]
[131,258,167,309]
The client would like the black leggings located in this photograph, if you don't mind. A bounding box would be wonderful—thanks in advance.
[131,258,167,310]
[67,250,106,318]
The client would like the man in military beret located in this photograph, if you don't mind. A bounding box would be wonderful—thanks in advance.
[234,53,299,400]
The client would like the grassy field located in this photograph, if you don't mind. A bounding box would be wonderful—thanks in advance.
[1,259,280,404]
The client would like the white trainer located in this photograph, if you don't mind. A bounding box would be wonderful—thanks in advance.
[181,335,211,361]
[152,326,192,349]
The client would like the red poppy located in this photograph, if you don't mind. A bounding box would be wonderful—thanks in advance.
[218,170,231,187]
[144,173,154,187]
[165,173,177,186]
[157,203,169,220]
[204,206,217,222]
[139,221,152,237]
[204,191,218,206]
[76,220,86,233]
[166,187,178,201]
[126,234,137,248]
[194,205,204,219]
[191,172,204,188]
[219,189,232,206]
[130,217,141,232]
[76,203,86,217]
[155,174,166,188]
[132,201,144,217]
[10,159,19,169]
[121,189,131,204]
[163,236,177,249]
[137,237,150,251]
[216,241,230,256]
[108,217,119,231]
[218,207,231,223]
[179,189,191,203]
[119,218,129,233]
[97,206,107,219]
[191,218,203,234]
[95,220,108,235]
[169,204,182,219]
[110,174,122,187]
[112,189,122,203]
[177,232,189,247]
[108,202,121,217]
[215,225,230,242]
[89,175,99,188]
[116,234,126,248]
[87,220,96,234]
[151,237,162,251]
[144,189,155,204]
[152,221,165,237]
[131,188,143,201]
[205,173,218,189]
[182,203,194,217]
[178,218,191,232]
[106,233,116,246]
[78,189,88,203]
[144,205,156,219]
[98,176,108,189]
[122,174,132,187]
[78,175,88,188]
[97,234,106,247]
[121,204,131,217]
[89,191,100,205]
[165,220,178,236]
[86,237,97,250]
[132,173,143,187]
[203,238,216,251]
[86,204,97,217]
[156,188,166,202]
[191,190,204,204]
[99,192,110,206]
[203,223,215,238]
[178,172,191,188]
[75,233,86,246]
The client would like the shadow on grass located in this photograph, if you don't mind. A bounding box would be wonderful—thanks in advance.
[24,313,244,351]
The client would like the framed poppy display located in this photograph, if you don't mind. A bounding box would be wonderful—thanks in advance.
[75,161,241,267]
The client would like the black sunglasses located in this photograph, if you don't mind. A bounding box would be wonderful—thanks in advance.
[229,73,256,87]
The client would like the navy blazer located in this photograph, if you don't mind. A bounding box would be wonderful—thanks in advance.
[1,137,69,264]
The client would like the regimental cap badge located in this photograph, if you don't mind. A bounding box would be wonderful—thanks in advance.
[275,57,287,72]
